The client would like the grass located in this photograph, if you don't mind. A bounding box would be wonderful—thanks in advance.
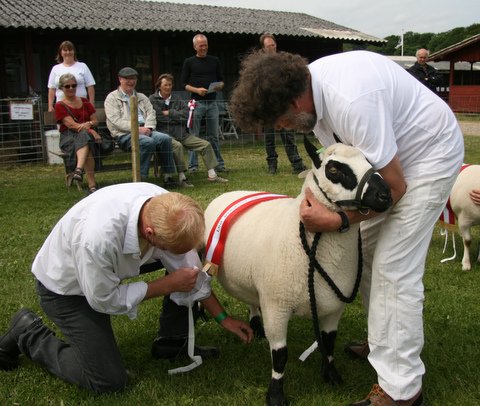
[0,134,480,405]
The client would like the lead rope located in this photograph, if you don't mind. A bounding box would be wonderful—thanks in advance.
[298,222,363,362]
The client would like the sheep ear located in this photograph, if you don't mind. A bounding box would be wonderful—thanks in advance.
[303,135,322,169]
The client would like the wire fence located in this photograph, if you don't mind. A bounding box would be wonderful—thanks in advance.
[0,97,46,165]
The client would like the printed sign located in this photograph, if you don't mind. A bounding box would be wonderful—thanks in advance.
[9,102,34,120]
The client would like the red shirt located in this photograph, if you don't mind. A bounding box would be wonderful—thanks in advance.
[55,98,96,133]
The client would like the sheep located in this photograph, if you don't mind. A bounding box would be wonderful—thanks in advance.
[204,139,392,406]
[449,165,480,271]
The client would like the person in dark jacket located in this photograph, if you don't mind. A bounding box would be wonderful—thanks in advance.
[149,74,227,183]
[407,48,444,93]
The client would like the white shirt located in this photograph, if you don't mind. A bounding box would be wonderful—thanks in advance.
[47,61,96,102]
[32,183,202,319]
[309,51,463,179]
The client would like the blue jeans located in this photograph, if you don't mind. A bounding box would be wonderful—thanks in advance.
[188,101,225,169]
[118,131,175,178]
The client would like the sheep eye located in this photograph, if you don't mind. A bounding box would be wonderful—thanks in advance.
[328,167,337,174]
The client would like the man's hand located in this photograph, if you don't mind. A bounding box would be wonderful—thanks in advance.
[300,187,341,232]
[144,267,200,300]
[470,189,480,205]
[139,127,152,135]
[219,317,254,343]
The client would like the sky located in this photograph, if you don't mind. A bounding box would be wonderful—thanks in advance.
[156,0,480,39]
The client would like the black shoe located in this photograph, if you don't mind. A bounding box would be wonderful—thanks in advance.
[0,308,41,370]
[151,337,220,360]
[292,164,307,174]
[215,166,229,173]
[344,339,370,360]
[163,177,177,189]
[268,164,277,174]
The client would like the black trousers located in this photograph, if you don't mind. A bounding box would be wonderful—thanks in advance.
[264,129,304,169]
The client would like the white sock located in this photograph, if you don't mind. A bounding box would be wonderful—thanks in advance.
[179,172,187,181]
[207,169,216,178]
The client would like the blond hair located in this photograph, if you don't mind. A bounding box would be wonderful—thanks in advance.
[147,193,205,252]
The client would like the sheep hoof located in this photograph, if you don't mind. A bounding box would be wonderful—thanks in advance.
[322,361,343,385]
[267,379,288,406]
[250,315,266,338]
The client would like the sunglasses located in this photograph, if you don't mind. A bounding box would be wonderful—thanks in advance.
[63,84,77,89]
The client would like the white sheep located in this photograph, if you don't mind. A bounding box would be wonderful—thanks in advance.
[449,165,480,271]
[204,140,392,406]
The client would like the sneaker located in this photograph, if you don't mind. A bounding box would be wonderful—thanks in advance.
[215,166,229,173]
[345,339,370,360]
[178,179,194,188]
[208,175,228,183]
[188,167,199,173]
[350,384,423,406]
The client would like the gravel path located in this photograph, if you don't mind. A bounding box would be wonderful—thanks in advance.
[459,120,480,136]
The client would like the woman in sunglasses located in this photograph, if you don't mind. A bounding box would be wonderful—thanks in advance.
[47,40,95,112]
[55,73,100,193]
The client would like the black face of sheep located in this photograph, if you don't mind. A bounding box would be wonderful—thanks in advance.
[304,136,392,213]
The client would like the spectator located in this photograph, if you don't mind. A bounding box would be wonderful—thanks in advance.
[259,33,306,175]
[407,48,444,93]
[181,33,227,173]
[149,73,228,183]
[0,184,253,392]
[47,40,95,112]
[229,50,464,406]
[105,67,180,185]
[55,73,100,193]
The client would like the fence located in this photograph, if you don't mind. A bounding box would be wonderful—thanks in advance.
[0,97,46,164]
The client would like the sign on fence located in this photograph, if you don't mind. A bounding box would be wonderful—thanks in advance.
[9,101,34,120]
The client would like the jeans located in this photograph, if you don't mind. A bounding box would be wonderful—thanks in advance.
[188,101,225,169]
[265,129,304,169]
[117,131,175,178]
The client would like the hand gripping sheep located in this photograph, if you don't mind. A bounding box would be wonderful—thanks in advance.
[204,138,392,406]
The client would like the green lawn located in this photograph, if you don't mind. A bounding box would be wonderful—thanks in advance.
[0,134,479,405]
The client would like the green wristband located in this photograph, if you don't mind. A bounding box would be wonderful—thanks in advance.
[214,310,228,324]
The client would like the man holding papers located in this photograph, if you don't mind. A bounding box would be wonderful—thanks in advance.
[181,33,227,173]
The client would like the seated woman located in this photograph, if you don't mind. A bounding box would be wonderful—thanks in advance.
[55,73,100,193]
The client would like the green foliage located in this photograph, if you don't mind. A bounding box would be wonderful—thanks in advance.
[0,133,479,405]
[354,23,480,56]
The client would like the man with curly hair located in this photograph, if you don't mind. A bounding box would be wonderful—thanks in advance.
[230,50,464,406]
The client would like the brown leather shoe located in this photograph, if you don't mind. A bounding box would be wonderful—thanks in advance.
[350,384,423,406]
[344,339,370,359]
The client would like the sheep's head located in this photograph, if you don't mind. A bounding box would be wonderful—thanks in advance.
[302,137,392,213]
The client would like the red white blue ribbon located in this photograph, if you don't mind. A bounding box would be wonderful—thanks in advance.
[187,99,197,129]
[205,192,290,266]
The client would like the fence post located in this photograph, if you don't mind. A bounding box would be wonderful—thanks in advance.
[130,96,141,182]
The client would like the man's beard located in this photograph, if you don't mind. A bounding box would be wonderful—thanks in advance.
[285,111,317,133]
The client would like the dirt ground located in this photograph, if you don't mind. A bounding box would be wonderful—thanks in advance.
[459,120,480,136]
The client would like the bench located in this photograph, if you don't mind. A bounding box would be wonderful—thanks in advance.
[43,108,159,189]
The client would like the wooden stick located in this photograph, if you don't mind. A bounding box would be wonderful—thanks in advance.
[130,96,141,182]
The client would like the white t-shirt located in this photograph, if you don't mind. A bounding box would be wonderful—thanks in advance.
[47,61,96,102]
[309,51,463,179]
[32,183,202,319]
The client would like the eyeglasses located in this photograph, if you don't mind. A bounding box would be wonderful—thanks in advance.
[63,84,77,89]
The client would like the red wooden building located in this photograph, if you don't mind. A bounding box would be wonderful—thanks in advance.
[429,34,480,113]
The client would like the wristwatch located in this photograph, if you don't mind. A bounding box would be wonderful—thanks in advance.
[338,211,350,233]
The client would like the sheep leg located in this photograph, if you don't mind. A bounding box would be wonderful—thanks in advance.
[267,347,288,406]
[321,330,342,385]
[263,307,290,406]
[249,305,266,338]
[459,225,472,271]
